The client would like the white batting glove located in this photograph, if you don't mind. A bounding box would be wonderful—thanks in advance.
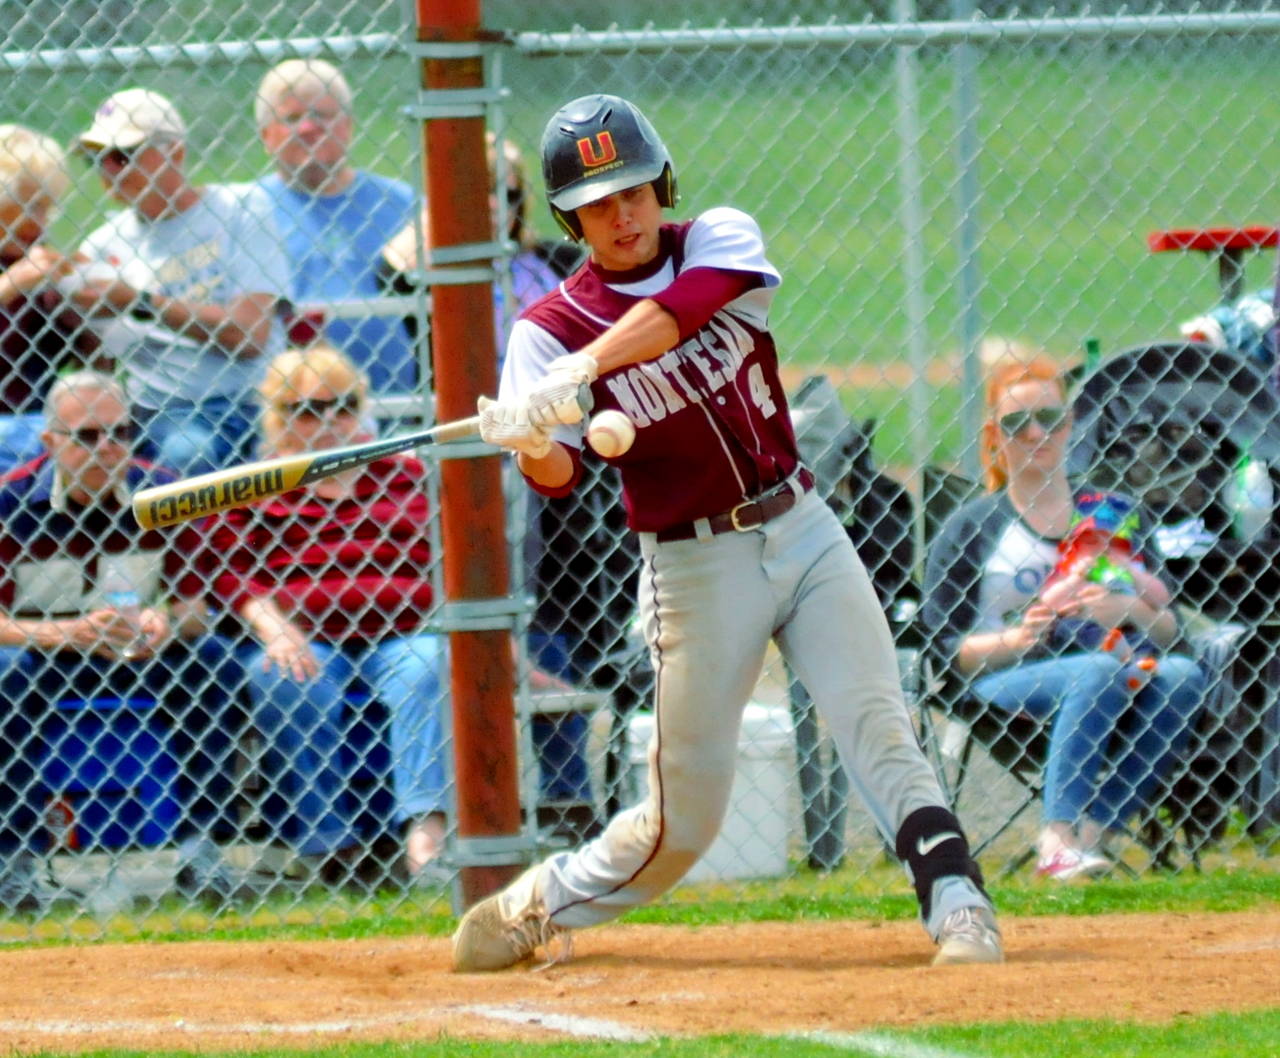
[526,353,599,428]
[477,396,552,460]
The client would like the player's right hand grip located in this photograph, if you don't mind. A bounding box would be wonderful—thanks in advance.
[529,381,594,428]
[555,382,594,425]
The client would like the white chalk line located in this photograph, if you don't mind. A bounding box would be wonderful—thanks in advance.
[0,1011,437,1037]
[1194,935,1280,955]
[460,1002,653,1042]
[785,1030,982,1058]
[0,1003,654,1044]
[1,1011,982,1054]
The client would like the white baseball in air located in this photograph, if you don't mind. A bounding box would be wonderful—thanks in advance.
[586,409,636,458]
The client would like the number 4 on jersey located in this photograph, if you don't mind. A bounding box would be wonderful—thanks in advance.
[748,363,778,418]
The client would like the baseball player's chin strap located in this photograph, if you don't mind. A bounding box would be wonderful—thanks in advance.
[894,805,990,923]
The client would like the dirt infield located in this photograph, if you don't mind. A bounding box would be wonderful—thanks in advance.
[2,909,1278,1052]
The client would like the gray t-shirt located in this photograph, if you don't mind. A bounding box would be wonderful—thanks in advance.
[79,184,289,406]
[922,487,1170,672]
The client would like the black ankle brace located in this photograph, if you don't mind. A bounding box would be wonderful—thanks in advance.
[894,805,988,921]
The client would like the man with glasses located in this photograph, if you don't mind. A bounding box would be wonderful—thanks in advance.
[251,60,419,397]
[68,88,290,476]
[0,370,246,912]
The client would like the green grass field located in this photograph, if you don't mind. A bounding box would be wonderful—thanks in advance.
[15,35,1280,467]
[29,1011,1280,1057]
[8,868,1279,1056]
[6,850,1275,945]
[4,20,1279,1057]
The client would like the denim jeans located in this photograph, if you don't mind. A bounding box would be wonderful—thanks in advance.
[133,397,258,476]
[0,636,243,856]
[242,634,447,856]
[0,646,41,855]
[528,631,593,802]
[972,650,1206,831]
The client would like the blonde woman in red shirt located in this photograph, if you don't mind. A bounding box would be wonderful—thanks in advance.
[205,344,445,886]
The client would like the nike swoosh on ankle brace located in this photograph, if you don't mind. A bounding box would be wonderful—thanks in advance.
[916,832,962,857]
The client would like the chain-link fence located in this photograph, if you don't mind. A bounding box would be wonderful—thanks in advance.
[1,3,1278,936]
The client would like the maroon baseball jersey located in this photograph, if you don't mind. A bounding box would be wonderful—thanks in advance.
[499,207,802,533]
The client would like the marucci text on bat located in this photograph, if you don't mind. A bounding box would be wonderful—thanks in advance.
[144,466,287,526]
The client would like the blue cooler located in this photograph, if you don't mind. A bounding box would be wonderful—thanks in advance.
[40,696,181,849]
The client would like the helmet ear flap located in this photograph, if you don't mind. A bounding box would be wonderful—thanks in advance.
[551,205,583,240]
[653,163,678,209]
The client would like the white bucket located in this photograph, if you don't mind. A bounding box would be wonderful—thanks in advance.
[626,703,796,882]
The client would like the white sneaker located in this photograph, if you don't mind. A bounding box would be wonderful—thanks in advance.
[0,851,57,914]
[175,837,249,903]
[451,865,572,972]
[1035,845,1112,882]
[933,905,1004,965]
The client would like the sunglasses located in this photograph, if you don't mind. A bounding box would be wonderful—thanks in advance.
[997,407,1069,437]
[52,423,135,447]
[275,107,347,128]
[90,147,140,170]
[281,395,362,420]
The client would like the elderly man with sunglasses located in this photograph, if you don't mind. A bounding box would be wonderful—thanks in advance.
[0,370,246,912]
[67,88,290,477]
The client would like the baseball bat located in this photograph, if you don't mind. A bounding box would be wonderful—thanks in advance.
[131,414,481,530]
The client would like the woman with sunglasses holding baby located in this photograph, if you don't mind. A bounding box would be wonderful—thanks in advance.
[202,344,447,889]
[921,355,1205,880]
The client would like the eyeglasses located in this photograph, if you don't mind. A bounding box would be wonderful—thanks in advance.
[280,395,362,420]
[997,407,1069,437]
[51,423,135,447]
[274,107,347,129]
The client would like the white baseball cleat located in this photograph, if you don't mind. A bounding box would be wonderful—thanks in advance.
[451,865,573,972]
[932,905,1004,966]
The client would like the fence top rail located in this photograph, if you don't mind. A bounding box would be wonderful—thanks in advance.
[0,32,402,74]
[9,12,1280,74]
[514,11,1280,55]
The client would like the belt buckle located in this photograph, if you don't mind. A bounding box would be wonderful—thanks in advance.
[729,499,760,531]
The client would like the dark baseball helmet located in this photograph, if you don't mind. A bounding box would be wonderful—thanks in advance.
[540,94,678,239]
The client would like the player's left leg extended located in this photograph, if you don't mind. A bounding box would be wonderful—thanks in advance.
[770,493,1001,964]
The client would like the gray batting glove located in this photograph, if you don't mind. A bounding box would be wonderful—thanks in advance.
[478,396,553,459]
[527,353,599,428]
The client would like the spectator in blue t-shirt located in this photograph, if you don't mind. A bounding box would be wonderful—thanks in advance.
[253,59,419,396]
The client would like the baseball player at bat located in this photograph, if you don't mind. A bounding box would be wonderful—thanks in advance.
[454,94,1003,971]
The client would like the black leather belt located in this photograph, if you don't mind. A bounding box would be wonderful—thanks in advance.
[656,467,814,542]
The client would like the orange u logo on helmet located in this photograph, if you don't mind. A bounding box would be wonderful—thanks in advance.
[576,132,617,169]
